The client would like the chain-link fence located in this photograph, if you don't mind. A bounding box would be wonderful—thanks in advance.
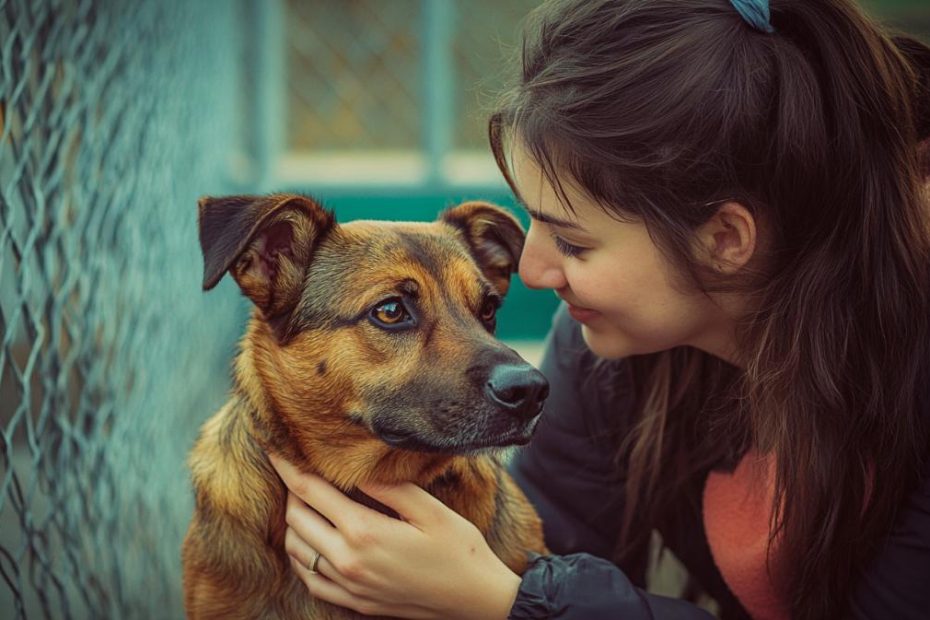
[0,0,242,617]
[283,0,930,158]
[285,0,539,154]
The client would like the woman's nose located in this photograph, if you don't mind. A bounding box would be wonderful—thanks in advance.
[519,223,567,290]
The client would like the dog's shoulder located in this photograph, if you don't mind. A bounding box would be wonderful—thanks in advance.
[189,397,282,531]
[184,397,289,605]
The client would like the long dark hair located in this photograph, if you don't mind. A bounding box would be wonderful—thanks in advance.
[490,0,930,617]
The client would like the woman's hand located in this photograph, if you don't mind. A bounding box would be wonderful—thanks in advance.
[268,454,522,620]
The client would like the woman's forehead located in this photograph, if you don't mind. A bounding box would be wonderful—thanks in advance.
[511,145,639,229]
[511,146,588,216]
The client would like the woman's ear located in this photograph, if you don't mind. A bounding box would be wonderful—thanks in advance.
[694,201,757,274]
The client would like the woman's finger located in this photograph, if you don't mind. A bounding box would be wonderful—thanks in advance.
[270,453,388,530]
[289,556,386,617]
[357,481,450,529]
[284,526,323,574]
[284,491,343,559]
[284,525,360,593]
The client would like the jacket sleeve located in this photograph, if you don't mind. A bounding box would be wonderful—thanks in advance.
[507,305,714,619]
[511,554,715,620]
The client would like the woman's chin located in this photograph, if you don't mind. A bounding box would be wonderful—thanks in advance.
[579,324,633,360]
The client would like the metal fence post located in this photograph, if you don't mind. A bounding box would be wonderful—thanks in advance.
[422,0,455,190]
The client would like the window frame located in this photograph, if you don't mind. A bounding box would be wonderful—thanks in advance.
[238,0,508,196]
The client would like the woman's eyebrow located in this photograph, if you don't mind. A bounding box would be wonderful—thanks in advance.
[513,196,585,231]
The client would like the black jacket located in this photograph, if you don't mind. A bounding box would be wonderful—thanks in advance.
[507,305,930,619]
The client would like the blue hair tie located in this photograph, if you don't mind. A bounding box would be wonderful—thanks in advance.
[729,0,775,34]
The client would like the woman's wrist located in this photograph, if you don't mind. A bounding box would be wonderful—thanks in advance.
[456,564,522,620]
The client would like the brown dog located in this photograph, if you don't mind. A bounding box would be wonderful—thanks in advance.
[182,194,548,619]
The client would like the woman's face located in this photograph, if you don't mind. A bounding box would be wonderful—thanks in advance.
[511,146,737,361]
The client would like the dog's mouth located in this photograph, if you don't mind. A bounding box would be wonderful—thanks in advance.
[374,419,539,455]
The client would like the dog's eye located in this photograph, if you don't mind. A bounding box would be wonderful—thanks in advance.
[370,298,413,329]
[374,300,406,323]
[479,296,500,323]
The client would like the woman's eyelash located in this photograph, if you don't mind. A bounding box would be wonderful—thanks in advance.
[551,234,586,257]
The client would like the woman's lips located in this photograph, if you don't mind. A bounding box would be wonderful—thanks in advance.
[566,304,601,323]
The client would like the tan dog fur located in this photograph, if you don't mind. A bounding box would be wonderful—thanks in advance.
[182,194,547,619]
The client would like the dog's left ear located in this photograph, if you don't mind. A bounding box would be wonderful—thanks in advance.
[440,201,525,296]
[197,193,334,318]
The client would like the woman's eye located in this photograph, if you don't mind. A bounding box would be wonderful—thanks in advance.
[371,299,411,326]
[551,234,587,258]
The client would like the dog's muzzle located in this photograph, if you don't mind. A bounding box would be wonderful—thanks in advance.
[484,363,549,420]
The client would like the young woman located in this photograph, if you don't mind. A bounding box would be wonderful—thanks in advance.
[269,0,930,617]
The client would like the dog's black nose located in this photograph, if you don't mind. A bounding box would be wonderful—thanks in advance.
[485,364,549,419]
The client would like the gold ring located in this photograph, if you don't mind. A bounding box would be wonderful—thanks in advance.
[308,550,322,573]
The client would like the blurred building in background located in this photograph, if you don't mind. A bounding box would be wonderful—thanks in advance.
[1,1,928,618]
[242,0,557,342]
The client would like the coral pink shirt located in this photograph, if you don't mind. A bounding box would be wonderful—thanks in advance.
[702,451,790,620]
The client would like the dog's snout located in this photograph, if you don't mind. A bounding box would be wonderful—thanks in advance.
[485,364,549,419]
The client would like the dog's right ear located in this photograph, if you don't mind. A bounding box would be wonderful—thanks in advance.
[197,193,334,318]
[440,201,525,297]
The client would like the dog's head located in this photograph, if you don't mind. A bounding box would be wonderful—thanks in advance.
[198,193,548,483]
